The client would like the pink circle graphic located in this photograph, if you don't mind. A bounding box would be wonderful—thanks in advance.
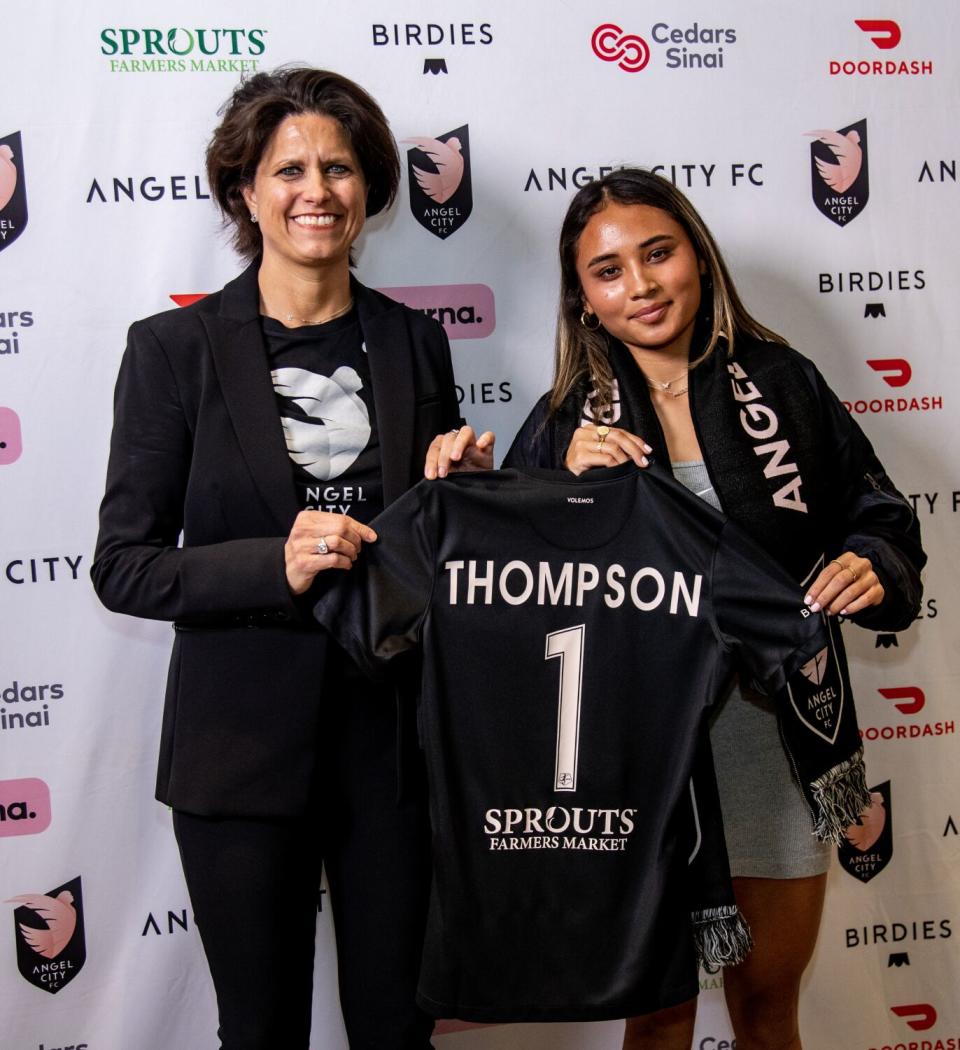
[591,24,651,72]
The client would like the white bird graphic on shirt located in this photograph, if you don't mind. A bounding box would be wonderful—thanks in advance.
[271,365,371,480]
[403,136,465,204]
[805,128,863,193]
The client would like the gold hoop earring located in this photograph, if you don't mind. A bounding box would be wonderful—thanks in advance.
[580,311,601,331]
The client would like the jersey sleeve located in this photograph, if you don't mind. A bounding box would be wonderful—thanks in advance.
[313,482,437,680]
[710,518,826,695]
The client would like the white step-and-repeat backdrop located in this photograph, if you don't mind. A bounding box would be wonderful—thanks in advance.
[2,3,957,1048]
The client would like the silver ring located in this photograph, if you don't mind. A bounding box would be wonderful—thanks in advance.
[450,428,461,434]
[315,537,329,556]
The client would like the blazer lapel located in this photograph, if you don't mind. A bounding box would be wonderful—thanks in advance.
[204,263,300,532]
[355,280,415,506]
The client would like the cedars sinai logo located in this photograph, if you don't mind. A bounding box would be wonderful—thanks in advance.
[99,27,267,73]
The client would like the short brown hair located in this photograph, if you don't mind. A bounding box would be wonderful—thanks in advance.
[206,66,400,260]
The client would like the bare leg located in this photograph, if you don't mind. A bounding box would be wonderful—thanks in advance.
[723,874,827,1050]
[622,997,697,1050]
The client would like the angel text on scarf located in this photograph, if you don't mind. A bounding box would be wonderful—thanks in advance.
[728,360,808,513]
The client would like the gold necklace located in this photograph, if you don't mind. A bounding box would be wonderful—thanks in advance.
[651,383,689,399]
[266,298,354,327]
[644,366,689,393]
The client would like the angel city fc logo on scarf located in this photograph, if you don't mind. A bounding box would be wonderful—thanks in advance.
[839,780,893,883]
[0,132,28,253]
[805,119,869,226]
[787,620,845,744]
[404,125,472,239]
[6,876,86,993]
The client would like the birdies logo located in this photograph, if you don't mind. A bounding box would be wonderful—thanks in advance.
[6,876,86,993]
[805,118,869,227]
[839,780,893,883]
[0,132,28,253]
[403,126,472,240]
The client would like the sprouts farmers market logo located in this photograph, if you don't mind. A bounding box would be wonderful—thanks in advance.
[99,27,267,73]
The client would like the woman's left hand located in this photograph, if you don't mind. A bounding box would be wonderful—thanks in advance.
[424,426,495,479]
[804,552,884,616]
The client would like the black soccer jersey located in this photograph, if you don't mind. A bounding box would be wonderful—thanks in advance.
[314,462,842,1021]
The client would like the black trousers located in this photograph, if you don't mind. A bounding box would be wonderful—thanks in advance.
[173,667,434,1050]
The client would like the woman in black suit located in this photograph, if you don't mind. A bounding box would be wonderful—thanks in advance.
[92,67,492,1050]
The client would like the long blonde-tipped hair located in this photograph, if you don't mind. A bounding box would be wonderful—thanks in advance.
[549,168,787,418]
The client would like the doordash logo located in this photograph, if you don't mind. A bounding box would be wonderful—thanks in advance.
[829,20,933,76]
[860,685,954,744]
[867,359,911,387]
[890,1002,937,1031]
[842,358,943,416]
[856,20,901,48]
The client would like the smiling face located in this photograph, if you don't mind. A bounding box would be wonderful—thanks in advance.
[241,112,367,275]
[576,201,705,363]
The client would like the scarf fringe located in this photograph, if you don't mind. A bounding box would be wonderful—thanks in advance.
[809,746,872,844]
[692,905,753,973]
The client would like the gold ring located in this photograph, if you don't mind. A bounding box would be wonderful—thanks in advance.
[830,559,845,571]
[596,425,610,444]
[845,566,859,582]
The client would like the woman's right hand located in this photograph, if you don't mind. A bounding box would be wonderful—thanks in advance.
[284,510,378,595]
[564,425,652,476]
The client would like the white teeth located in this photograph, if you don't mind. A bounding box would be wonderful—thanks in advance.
[293,215,336,227]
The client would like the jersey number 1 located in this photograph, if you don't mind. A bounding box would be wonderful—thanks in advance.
[544,625,585,792]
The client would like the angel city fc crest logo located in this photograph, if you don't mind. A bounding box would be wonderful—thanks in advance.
[805,118,869,227]
[403,125,473,239]
[6,876,86,993]
[839,781,893,883]
[0,131,29,253]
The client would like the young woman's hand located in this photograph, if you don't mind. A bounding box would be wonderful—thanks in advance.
[804,552,884,616]
[564,425,652,476]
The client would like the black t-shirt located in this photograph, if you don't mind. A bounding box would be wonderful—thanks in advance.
[314,462,832,1022]
[262,311,382,523]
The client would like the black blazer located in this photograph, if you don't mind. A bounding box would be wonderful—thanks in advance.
[91,262,461,817]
